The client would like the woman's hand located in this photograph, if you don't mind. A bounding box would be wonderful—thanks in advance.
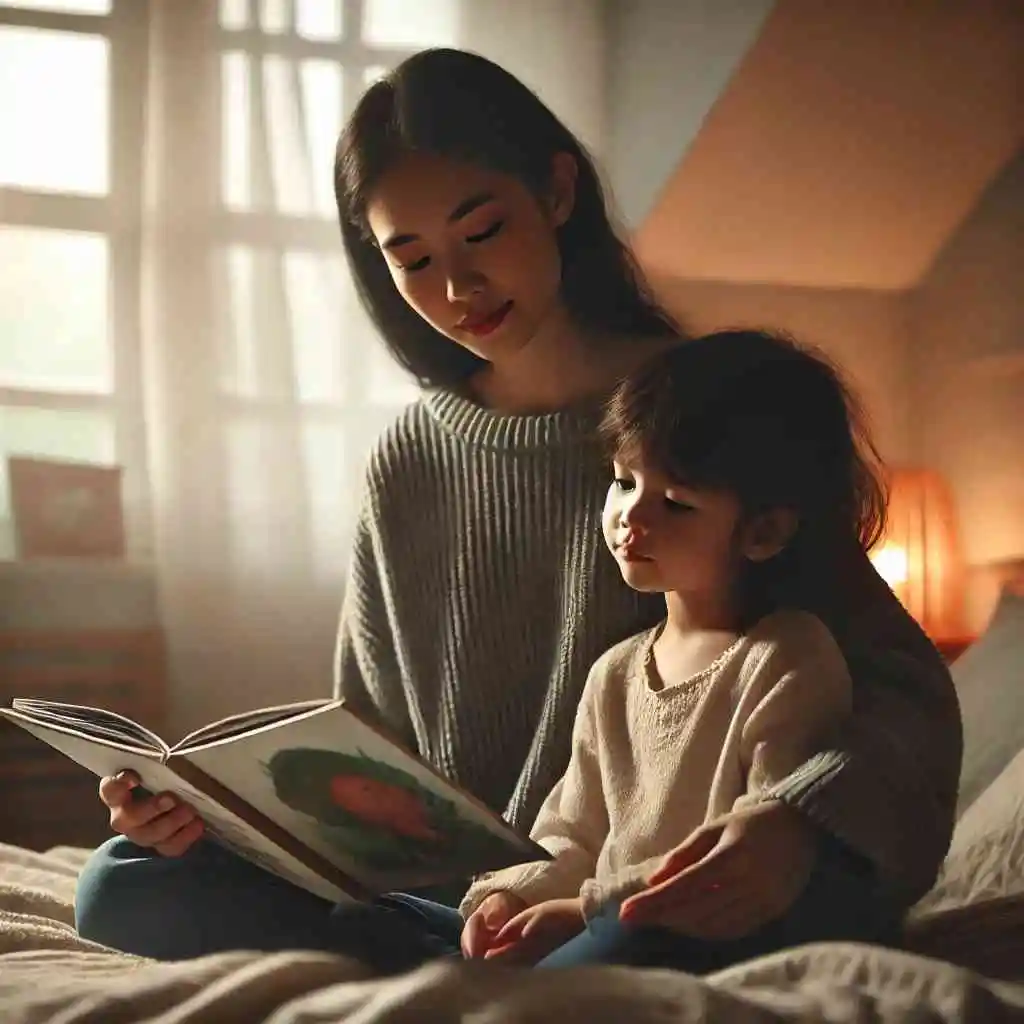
[484,897,585,964]
[461,891,528,958]
[619,800,819,940]
[99,770,204,857]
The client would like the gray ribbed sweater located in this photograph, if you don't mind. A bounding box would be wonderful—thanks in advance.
[333,388,961,905]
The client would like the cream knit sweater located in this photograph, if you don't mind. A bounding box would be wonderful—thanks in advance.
[461,610,852,919]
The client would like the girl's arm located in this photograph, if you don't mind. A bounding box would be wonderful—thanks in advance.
[459,661,611,917]
[582,612,852,918]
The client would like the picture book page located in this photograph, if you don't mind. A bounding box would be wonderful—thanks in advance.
[182,702,545,891]
[3,712,355,904]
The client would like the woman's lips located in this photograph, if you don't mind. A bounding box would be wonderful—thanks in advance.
[458,301,514,337]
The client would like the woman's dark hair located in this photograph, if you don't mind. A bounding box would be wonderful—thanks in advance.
[600,330,888,623]
[335,47,678,387]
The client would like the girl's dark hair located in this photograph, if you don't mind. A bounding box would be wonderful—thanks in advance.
[600,330,887,623]
[335,47,678,387]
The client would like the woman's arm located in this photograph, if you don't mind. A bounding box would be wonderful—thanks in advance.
[766,565,962,906]
[334,502,417,752]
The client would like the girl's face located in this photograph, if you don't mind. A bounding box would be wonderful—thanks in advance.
[365,151,574,364]
[603,458,746,602]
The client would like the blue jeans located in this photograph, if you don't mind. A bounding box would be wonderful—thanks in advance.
[76,834,901,972]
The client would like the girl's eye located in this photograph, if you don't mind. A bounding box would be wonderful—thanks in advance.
[466,220,504,244]
[398,255,430,273]
[613,477,635,492]
[664,497,695,512]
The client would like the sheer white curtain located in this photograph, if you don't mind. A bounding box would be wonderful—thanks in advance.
[0,0,609,733]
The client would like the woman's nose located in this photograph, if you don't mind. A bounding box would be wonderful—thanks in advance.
[446,264,485,303]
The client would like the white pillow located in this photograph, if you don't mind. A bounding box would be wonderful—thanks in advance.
[912,746,1024,917]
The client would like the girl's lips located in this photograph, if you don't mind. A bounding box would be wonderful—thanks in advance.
[458,301,514,336]
[619,546,653,563]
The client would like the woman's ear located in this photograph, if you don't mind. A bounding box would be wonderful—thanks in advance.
[547,152,578,227]
[741,508,798,563]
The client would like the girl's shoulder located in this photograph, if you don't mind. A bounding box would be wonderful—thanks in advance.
[744,609,847,671]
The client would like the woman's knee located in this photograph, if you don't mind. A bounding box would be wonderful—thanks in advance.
[75,836,178,942]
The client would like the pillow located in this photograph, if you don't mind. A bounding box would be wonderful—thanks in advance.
[913,745,1024,916]
[951,587,1024,817]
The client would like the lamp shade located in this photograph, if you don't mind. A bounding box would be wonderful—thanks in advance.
[870,467,965,641]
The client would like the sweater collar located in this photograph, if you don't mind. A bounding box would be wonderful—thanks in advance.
[423,387,604,452]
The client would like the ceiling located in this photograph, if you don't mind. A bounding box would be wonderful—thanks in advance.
[634,0,1024,291]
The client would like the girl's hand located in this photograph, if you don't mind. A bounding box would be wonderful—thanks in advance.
[484,897,585,964]
[461,891,527,958]
[99,771,204,857]
[619,801,818,940]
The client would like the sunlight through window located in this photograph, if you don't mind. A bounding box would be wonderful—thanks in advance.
[219,0,344,41]
[0,227,111,393]
[363,0,457,47]
[0,27,108,194]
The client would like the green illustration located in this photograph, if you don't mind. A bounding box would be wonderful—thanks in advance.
[263,747,515,873]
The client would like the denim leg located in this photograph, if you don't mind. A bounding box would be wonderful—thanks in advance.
[76,836,341,960]
[327,893,465,974]
[538,835,902,972]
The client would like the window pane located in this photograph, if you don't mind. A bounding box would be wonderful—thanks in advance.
[283,250,344,402]
[1,0,110,11]
[0,407,115,560]
[219,0,344,40]
[363,65,388,88]
[0,28,108,194]
[0,227,111,393]
[219,0,248,31]
[221,52,341,217]
[301,422,348,578]
[221,51,251,210]
[362,0,458,47]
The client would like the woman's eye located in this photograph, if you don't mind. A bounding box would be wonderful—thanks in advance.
[613,478,635,492]
[398,255,430,273]
[466,220,504,244]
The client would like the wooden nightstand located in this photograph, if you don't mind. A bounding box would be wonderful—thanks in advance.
[0,561,166,851]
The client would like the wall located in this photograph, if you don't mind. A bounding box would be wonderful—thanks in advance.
[649,277,913,464]
[907,148,1024,631]
[458,0,610,158]
[604,0,773,227]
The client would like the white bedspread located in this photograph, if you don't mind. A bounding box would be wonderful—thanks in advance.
[2,842,1024,1024]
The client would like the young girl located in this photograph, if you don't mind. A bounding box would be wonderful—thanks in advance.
[75,49,959,967]
[460,330,909,971]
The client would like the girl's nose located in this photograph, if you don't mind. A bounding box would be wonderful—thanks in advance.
[620,502,650,534]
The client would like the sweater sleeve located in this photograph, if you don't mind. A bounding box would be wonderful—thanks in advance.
[766,574,962,906]
[333,501,417,752]
[579,613,853,917]
[730,612,852,810]
[459,659,611,918]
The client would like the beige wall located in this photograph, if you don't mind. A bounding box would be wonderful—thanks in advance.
[907,149,1024,631]
[648,277,913,464]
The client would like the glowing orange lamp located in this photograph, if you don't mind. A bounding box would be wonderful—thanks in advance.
[869,467,965,643]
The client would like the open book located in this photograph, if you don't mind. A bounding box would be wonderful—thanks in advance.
[1,698,548,903]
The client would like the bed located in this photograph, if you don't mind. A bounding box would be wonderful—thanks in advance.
[2,578,1024,1023]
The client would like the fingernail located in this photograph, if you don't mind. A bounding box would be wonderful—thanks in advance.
[158,795,175,811]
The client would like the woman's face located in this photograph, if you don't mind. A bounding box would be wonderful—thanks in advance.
[365,151,575,364]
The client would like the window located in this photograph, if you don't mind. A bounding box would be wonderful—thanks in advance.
[213,0,450,577]
[0,0,145,560]
[0,0,455,565]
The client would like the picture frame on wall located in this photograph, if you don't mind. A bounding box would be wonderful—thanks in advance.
[8,456,125,560]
